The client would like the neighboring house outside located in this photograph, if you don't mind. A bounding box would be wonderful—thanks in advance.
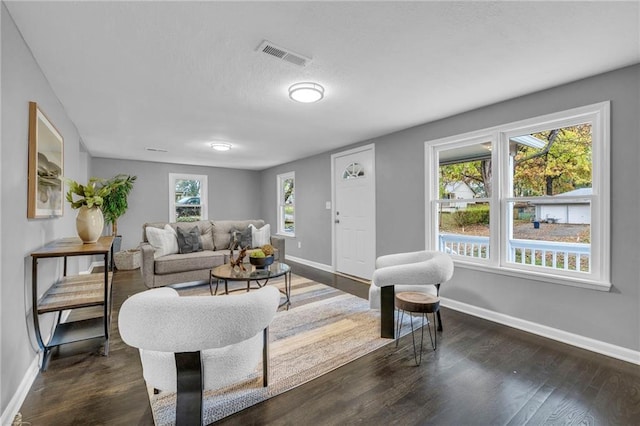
[441,181,476,211]
[531,187,592,224]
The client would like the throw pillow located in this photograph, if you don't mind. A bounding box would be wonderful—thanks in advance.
[176,226,203,254]
[229,226,252,249]
[249,223,271,247]
[196,222,214,251]
[145,225,179,258]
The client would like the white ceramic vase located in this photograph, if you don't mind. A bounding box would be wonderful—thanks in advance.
[76,206,104,243]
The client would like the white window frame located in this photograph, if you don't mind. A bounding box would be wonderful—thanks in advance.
[277,171,295,237]
[425,102,610,291]
[429,134,497,268]
[169,173,208,222]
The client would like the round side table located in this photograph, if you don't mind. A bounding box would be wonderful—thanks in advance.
[395,292,440,366]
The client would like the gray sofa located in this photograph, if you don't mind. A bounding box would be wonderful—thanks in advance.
[139,219,285,288]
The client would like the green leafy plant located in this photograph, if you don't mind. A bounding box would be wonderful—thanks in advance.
[65,177,111,209]
[101,174,137,235]
[451,206,490,228]
[65,174,136,236]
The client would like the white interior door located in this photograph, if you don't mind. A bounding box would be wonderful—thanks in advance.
[333,145,375,280]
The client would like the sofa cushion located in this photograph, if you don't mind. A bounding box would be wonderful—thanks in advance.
[143,222,168,243]
[143,221,214,251]
[154,251,224,275]
[212,220,265,250]
[249,223,271,247]
[176,226,203,254]
[230,226,252,249]
[146,225,179,258]
[173,221,214,251]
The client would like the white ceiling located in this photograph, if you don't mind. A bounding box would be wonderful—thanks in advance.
[6,1,640,170]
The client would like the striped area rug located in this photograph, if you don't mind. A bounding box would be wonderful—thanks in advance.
[149,274,398,425]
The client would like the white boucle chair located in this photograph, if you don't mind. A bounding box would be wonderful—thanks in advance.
[369,250,454,338]
[118,285,280,425]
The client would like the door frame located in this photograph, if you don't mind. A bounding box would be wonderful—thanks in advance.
[331,143,376,277]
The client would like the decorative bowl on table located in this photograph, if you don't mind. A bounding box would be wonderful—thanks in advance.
[250,254,274,269]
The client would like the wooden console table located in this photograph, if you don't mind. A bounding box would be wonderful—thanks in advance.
[31,236,114,371]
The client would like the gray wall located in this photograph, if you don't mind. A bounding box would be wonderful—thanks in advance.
[1,5,91,415]
[260,152,335,265]
[260,64,640,352]
[91,158,262,250]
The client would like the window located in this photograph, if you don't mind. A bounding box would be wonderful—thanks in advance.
[436,139,493,260]
[425,102,610,289]
[169,173,208,222]
[277,172,295,236]
[342,162,365,179]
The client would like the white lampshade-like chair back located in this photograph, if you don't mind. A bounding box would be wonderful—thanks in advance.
[369,250,454,338]
[118,285,280,424]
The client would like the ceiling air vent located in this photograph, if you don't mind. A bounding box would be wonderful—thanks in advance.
[257,40,311,67]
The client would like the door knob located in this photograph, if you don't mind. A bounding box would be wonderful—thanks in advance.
[335,219,340,224]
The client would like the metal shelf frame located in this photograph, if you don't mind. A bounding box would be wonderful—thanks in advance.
[31,236,114,371]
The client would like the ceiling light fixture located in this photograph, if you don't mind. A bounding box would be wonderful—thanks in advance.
[210,143,232,152]
[288,82,324,103]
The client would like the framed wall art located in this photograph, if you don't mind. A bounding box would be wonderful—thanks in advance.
[27,101,64,218]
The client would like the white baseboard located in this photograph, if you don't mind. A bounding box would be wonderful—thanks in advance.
[1,356,40,426]
[87,260,104,272]
[441,297,640,366]
[285,255,333,273]
[290,260,640,365]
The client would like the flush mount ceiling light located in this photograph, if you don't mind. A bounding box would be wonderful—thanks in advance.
[210,143,232,152]
[288,82,324,103]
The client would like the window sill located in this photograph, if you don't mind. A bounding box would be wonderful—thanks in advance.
[276,232,295,238]
[452,259,611,292]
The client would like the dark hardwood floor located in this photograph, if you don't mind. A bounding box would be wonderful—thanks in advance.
[18,262,640,425]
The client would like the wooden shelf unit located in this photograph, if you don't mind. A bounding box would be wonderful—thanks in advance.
[31,236,114,371]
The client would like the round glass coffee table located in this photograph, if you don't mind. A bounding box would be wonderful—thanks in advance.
[209,262,292,308]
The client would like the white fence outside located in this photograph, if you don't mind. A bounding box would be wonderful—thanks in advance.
[439,233,590,272]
